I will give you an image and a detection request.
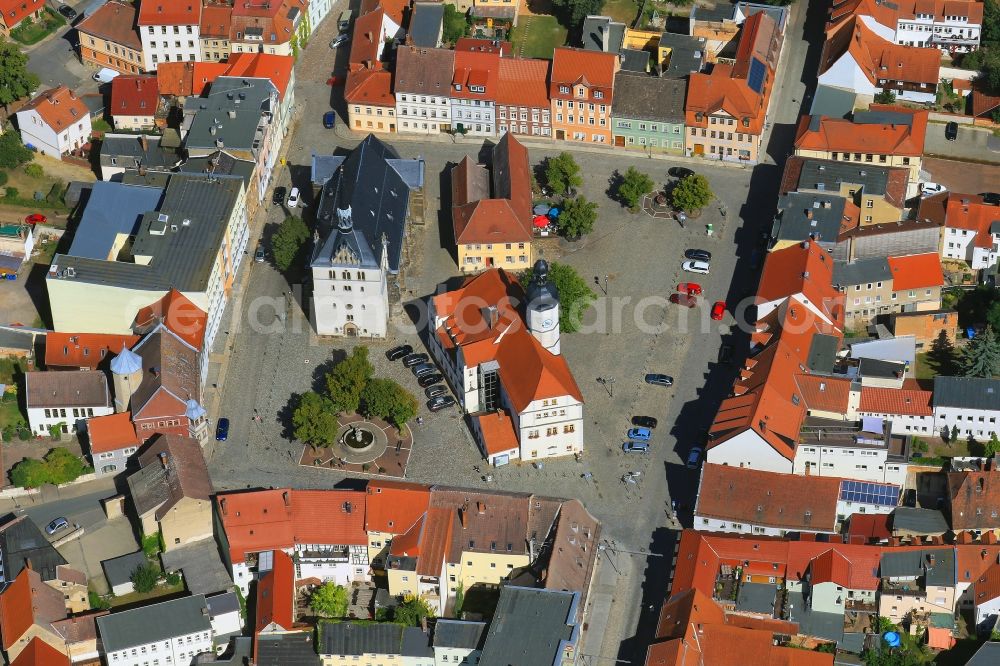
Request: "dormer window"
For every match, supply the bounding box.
[559,85,569,94]
[470,85,485,93]
[454,84,461,91]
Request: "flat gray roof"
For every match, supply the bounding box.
[933,376,1000,411]
[479,586,578,666]
[735,582,777,614]
[832,257,891,287]
[100,550,148,587]
[880,547,956,587]
[776,192,846,245]
[659,32,706,78]
[97,594,212,652]
[257,631,320,666]
[892,507,948,534]
[67,181,164,260]
[581,16,624,53]
[408,3,443,48]
[185,78,276,154]
[319,622,406,656]
[809,84,857,120]
[433,620,487,649]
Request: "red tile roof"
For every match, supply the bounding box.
[348,7,385,70]
[224,53,295,100]
[455,37,512,55]
[896,0,983,22]
[820,16,940,87]
[0,568,67,651]
[974,562,1000,605]
[756,240,844,320]
[926,627,955,650]
[696,464,841,533]
[809,548,880,590]
[956,545,1000,586]
[110,75,159,118]
[229,0,306,46]
[550,47,617,91]
[794,106,928,156]
[685,64,768,134]
[133,289,207,351]
[138,0,201,26]
[796,375,851,414]
[255,550,294,633]
[451,133,533,245]
[859,383,933,416]
[496,58,550,109]
[86,411,139,454]
[452,50,500,100]
[364,480,430,534]
[345,69,395,106]
[847,513,892,541]
[290,490,368,547]
[416,506,453,576]
[156,62,230,97]
[938,193,1000,250]
[431,269,584,413]
[45,332,139,369]
[10,637,70,666]
[0,0,43,31]
[75,1,142,51]
[948,471,1000,532]
[199,4,232,38]
[887,253,944,291]
[19,87,88,134]
[477,410,520,455]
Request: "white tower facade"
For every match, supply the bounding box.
[110,346,143,413]
[525,260,561,355]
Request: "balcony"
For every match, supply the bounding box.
[845,598,877,613]
[882,579,925,597]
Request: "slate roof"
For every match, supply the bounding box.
[581,15,625,53]
[319,622,411,656]
[967,642,1000,666]
[179,151,255,186]
[408,3,443,48]
[479,586,578,666]
[53,173,243,292]
[879,548,956,587]
[96,595,212,652]
[311,135,423,274]
[933,376,1000,411]
[658,32,706,78]
[100,550,148,589]
[128,325,201,420]
[611,72,686,124]
[75,1,142,50]
[393,46,454,96]
[433,619,487,649]
[781,156,907,207]
[256,631,320,666]
[808,84,858,119]
[776,192,848,245]
[0,514,68,584]
[735,582,777,614]
[66,181,165,260]
[832,256,892,286]
[185,79,276,154]
[99,134,177,173]
[892,507,948,535]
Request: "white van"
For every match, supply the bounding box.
[92,68,120,84]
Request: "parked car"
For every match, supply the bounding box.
[323,111,336,129]
[418,373,443,388]
[677,282,703,296]
[711,301,726,321]
[24,213,46,226]
[412,363,437,377]
[215,417,230,441]
[627,427,652,441]
[668,167,694,179]
[272,186,286,206]
[682,260,710,275]
[58,4,78,20]
[425,384,448,399]
[686,447,703,469]
[330,34,349,48]
[427,395,456,411]
[45,517,69,536]
[945,121,958,141]
[287,187,301,208]
[92,67,119,83]
[254,245,266,263]
[645,373,674,387]
[386,344,413,361]
[685,249,712,261]
[632,415,658,429]
[402,353,429,367]
[920,182,945,196]
[622,441,650,453]
[670,293,698,308]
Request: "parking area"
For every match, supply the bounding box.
[924,122,1000,165]
[924,157,1000,195]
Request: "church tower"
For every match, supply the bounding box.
[110,345,143,413]
[525,259,561,355]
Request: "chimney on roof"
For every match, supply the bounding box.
[159,452,168,469]
[927,553,936,567]
[283,490,290,506]
[220,498,227,515]
[477,501,485,515]
[459,505,468,529]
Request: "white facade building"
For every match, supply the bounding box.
[96,596,214,666]
[794,439,908,486]
[933,376,1000,441]
[24,370,113,436]
[137,2,202,70]
[432,620,487,666]
[395,46,454,135]
[15,86,91,158]
[451,98,496,137]
[894,2,982,52]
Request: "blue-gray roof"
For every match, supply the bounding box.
[409,2,444,48]
[479,587,579,666]
[185,78,277,154]
[879,548,955,587]
[832,257,891,287]
[735,582,776,614]
[933,376,1000,411]
[433,620,487,649]
[775,192,846,245]
[0,514,68,584]
[97,595,212,652]
[581,16,625,53]
[257,631,320,666]
[658,32,706,78]
[809,84,857,120]
[101,550,148,588]
[311,135,424,274]
[892,507,948,535]
[312,155,346,187]
[319,622,430,657]
[67,182,165,260]
[967,642,1000,666]
[611,71,686,124]
[849,337,915,367]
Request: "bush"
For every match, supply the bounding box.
[130,563,160,594]
[4,186,19,199]
[0,171,8,187]
[0,132,33,169]
[165,571,182,586]
[23,163,43,178]
[141,533,161,558]
[9,447,91,488]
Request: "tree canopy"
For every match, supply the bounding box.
[671,174,714,213]
[292,391,339,446]
[961,325,1000,378]
[442,4,469,44]
[362,377,418,428]
[130,563,160,594]
[271,215,310,272]
[326,346,374,414]
[544,152,582,196]
[10,448,91,489]
[0,40,40,109]
[310,582,349,618]
[392,594,435,627]
[523,262,595,334]
[549,0,602,28]
[616,167,655,210]
[0,131,33,169]
[558,195,597,238]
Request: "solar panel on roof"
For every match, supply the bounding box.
[839,480,899,507]
[747,58,766,94]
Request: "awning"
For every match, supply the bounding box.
[533,215,549,228]
[532,204,549,215]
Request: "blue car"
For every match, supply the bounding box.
[626,427,651,441]
[215,417,230,442]
[622,441,650,453]
[323,111,336,129]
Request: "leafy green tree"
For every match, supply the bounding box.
[442,4,469,44]
[292,391,339,446]
[963,46,1000,94]
[271,215,310,272]
[874,89,897,104]
[10,448,90,488]
[326,346,374,414]
[986,432,1000,458]
[0,40,40,110]
[130,563,160,594]
[985,0,1000,43]
[393,594,434,627]
[361,377,418,428]
[961,325,1000,378]
[550,0,602,28]
[309,582,349,618]
[558,195,597,239]
[523,262,595,334]
[671,174,714,213]
[616,167,655,211]
[544,152,582,196]
[0,131,33,169]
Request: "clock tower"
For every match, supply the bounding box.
[525,259,561,355]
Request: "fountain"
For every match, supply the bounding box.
[342,424,376,451]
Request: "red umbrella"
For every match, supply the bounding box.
[533,215,549,228]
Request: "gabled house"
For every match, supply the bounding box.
[829,0,984,53]
[254,549,296,656]
[344,2,404,134]
[496,57,552,138]
[947,465,1000,537]
[804,547,881,615]
[432,620,487,666]
[395,46,455,135]
[199,4,232,62]
[0,567,68,663]
[549,47,619,144]
[0,0,43,37]
[15,87,91,158]
[24,370,112,437]
[110,75,161,131]
[927,193,1000,273]
[478,587,580,665]
[228,0,308,58]
[9,637,69,666]
[364,479,431,568]
[878,548,956,629]
[75,0,144,75]
[833,252,944,326]
[96,595,215,666]
[126,434,213,551]
[451,49,500,137]
[974,562,1000,632]
[98,133,178,181]
[87,411,140,477]
[44,332,140,370]
[318,622,433,665]
[137,0,202,70]
[451,132,533,273]
[612,71,687,154]
[933,376,1000,442]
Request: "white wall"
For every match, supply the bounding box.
[450,98,496,137]
[794,443,906,485]
[435,647,481,666]
[693,515,835,536]
[935,405,1000,441]
[106,629,213,666]
[28,404,113,437]
[139,23,202,70]
[397,93,451,134]
[706,431,795,473]
[517,396,584,461]
[858,410,934,436]
[16,108,92,158]
[311,264,389,337]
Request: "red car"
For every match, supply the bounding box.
[676,282,703,296]
[24,214,46,226]
[711,301,726,321]
[670,293,698,308]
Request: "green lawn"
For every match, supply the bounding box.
[110,580,185,608]
[0,396,27,434]
[10,9,65,46]
[603,0,640,24]
[511,15,568,59]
